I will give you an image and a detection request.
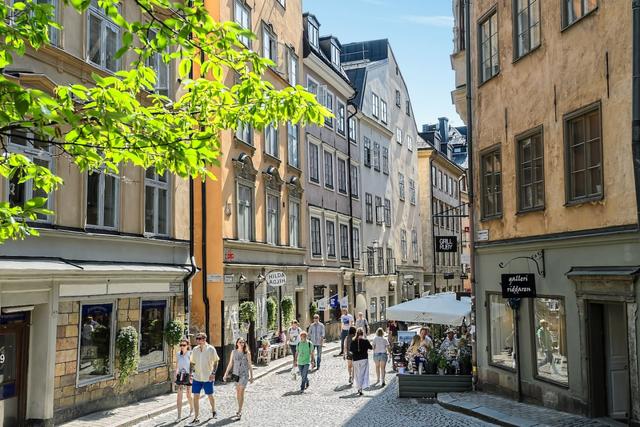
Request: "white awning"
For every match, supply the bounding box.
[386,292,471,326]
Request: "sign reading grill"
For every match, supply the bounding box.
[266,271,287,287]
[501,274,536,298]
[436,236,458,253]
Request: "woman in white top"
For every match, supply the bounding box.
[372,328,390,386]
[287,320,302,368]
[175,338,193,421]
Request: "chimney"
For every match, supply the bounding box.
[438,117,449,143]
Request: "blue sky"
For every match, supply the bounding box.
[303,0,463,127]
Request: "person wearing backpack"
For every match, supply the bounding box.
[296,330,315,393]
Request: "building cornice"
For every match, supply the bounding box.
[224,239,307,256]
[304,53,354,98]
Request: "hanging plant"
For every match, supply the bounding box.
[164,320,185,346]
[116,326,139,385]
[239,301,257,324]
[266,297,278,330]
[281,296,294,325]
[309,302,318,318]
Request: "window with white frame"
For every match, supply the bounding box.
[373,141,380,171]
[288,48,298,86]
[411,229,419,262]
[384,198,391,227]
[145,29,169,96]
[339,223,349,260]
[409,179,416,205]
[308,18,319,48]
[396,127,402,144]
[266,193,279,245]
[265,124,278,158]
[337,102,346,135]
[406,100,411,116]
[276,0,285,7]
[479,10,499,83]
[307,76,319,97]
[380,296,386,321]
[326,219,336,258]
[287,123,298,168]
[489,294,516,369]
[262,23,277,62]
[309,142,319,183]
[324,90,334,128]
[6,129,53,222]
[370,298,377,322]
[33,0,61,46]
[87,170,119,228]
[398,173,405,201]
[234,0,251,46]
[372,92,379,118]
[145,168,169,235]
[289,199,300,247]
[337,157,347,194]
[350,226,360,261]
[310,216,322,256]
[381,99,387,124]
[79,302,114,384]
[348,117,357,142]
[395,90,401,107]
[350,163,359,198]
[324,150,334,189]
[375,196,383,225]
[407,135,413,151]
[382,147,389,174]
[87,0,120,72]
[236,121,253,145]
[331,43,341,67]
[365,193,373,223]
[363,137,371,167]
[237,182,253,240]
[401,229,407,260]
[139,300,167,367]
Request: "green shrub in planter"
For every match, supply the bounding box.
[116,326,139,385]
[164,320,185,346]
[239,301,257,324]
[281,296,294,325]
[309,302,318,318]
[266,297,278,330]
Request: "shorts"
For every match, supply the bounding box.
[192,380,214,395]
[236,375,249,387]
[289,344,297,355]
[374,353,388,363]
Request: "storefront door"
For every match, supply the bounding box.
[604,303,629,420]
[0,313,29,426]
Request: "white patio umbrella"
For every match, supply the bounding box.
[386,292,471,326]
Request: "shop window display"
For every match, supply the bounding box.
[488,294,516,370]
[533,297,568,385]
[79,303,114,383]
[140,300,167,367]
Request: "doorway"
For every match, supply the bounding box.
[587,302,630,421]
[295,290,304,325]
[0,312,30,427]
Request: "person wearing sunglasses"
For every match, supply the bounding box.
[223,337,254,420]
[190,332,219,423]
[174,338,193,422]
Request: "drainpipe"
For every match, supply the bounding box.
[430,155,437,294]
[346,97,359,310]
[633,0,640,225]
[464,0,479,389]
[183,178,198,331]
[199,47,211,340]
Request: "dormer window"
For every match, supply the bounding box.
[331,43,341,67]
[308,20,319,48]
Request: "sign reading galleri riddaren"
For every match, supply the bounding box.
[501,273,536,298]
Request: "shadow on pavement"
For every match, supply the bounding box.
[206,416,238,426]
[333,384,353,392]
[282,390,303,397]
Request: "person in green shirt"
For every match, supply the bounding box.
[296,331,315,392]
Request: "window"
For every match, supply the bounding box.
[407,135,413,152]
[236,121,253,145]
[337,158,347,194]
[348,117,357,142]
[386,247,394,273]
[381,100,388,124]
[308,19,319,48]
[265,124,278,158]
[517,129,544,211]
[340,224,349,260]
[331,44,341,67]
[373,142,381,171]
[262,24,277,62]
[382,147,389,174]
[266,193,279,245]
[79,302,114,384]
[406,100,411,116]
[324,151,334,189]
[144,168,169,235]
[311,216,322,256]
[326,220,336,258]
[380,297,386,321]
[533,297,568,385]
[87,170,119,228]
[431,166,436,187]
[563,0,597,27]
[399,173,405,201]
[324,91,334,128]
[366,248,375,275]
[234,0,251,46]
[289,199,300,247]
[146,29,169,96]
[313,285,325,314]
[396,127,402,144]
[237,183,253,240]
[6,130,53,222]
[375,196,383,225]
[481,148,502,218]
[276,0,285,7]
[309,142,319,183]
[372,92,379,118]
[350,164,359,198]
[479,10,499,83]
[363,137,371,167]
[34,0,60,46]
[288,48,298,86]
[409,179,416,205]
[377,247,385,274]
[411,230,419,262]
[384,198,391,227]
[139,300,167,368]
[395,90,401,107]
[565,104,602,203]
[438,170,443,190]
[352,226,360,261]
[401,230,407,260]
[87,0,120,72]
[514,0,540,58]
[488,294,516,370]
[337,102,346,135]
[365,193,373,223]
[370,298,377,322]
[307,76,319,97]
[287,123,299,168]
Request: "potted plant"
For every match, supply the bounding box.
[164,319,185,347]
[281,296,294,325]
[116,326,139,385]
[266,297,278,330]
[309,302,318,318]
[437,355,448,375]
[426,348,439,374]
[239,301,256,332]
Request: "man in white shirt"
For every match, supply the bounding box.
[190,332,219,423]
[307,314,325,369]
[338,308,354,356]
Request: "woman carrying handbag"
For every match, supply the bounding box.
[223,337,254,420]
[174,338,193,422]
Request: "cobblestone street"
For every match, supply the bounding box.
[135,353,495,427]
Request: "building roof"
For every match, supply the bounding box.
[345,67,367,108]
[341,39,390,63]
[302,13,351,86]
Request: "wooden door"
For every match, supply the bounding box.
[0,315,29,427]
[604,303,629,420]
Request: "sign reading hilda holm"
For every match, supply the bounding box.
[501,273,536,298]
[436,236,458,252]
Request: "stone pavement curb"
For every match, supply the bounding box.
[437,395,527,427]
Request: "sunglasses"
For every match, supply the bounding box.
[238,341,245,344]
[180,344,187,347]
[196,337,205,341]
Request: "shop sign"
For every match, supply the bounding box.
[444,272,455,280]
[436,236,458,252]
[460,254,471,264]
[340,296,348,308]
[206,274,223,283]
[266,271,286,287]
[329,294,339,309]
[477,229,489,241]
[501,274,536,298]
[460,274,469,280]
[224,274,235,284]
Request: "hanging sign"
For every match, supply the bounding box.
[444,272,455,280]
[436,236,458,252]
[501,274,536,298]
[340,296,349,308]
[329,294,339,309]
[316,296,328,311]
[266,271,287,287]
